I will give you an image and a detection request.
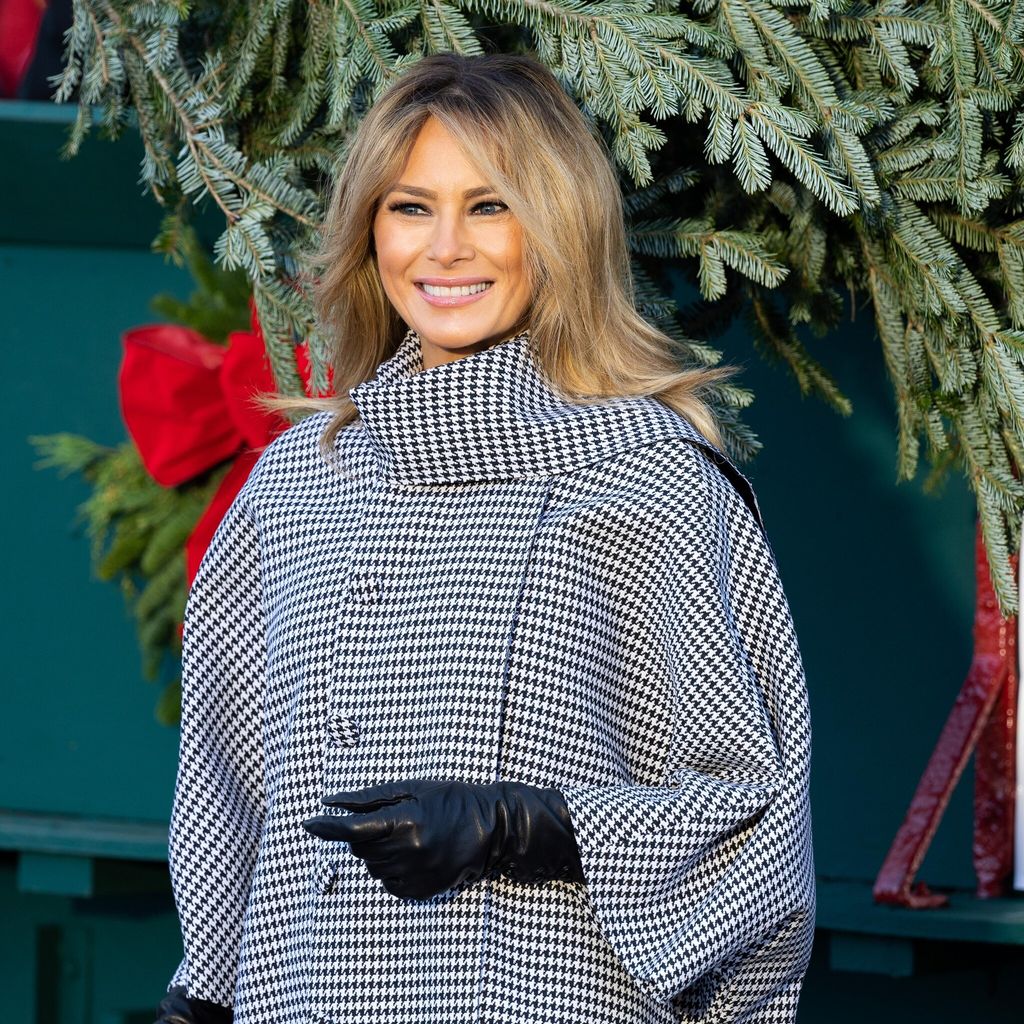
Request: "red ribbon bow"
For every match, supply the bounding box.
[118,299,333,588]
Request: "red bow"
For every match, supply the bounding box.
[118,299,333,588]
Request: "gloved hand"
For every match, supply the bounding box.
[302,778,586,900]
[154,985,232,1024]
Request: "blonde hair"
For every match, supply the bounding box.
[260,51,740,454]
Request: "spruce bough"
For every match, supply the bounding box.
[55,0,1024,615]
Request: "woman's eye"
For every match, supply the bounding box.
[388,202,425,215]
[472,201,508,215]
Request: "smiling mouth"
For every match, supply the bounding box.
[416,281,494,297]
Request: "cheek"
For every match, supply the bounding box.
[372,220,397,279]
[498,223,527,287]
[372,215,420,278]
[371,224,407,312]
[510,234,532,299]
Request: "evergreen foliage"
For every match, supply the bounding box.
[55,0,1024,615]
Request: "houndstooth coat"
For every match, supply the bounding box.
[166,327,816,1024]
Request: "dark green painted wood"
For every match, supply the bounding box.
[18,852,95,897]
[0,810,169,862]
[0,858,182,1024]
[1,241,188,822]
[829,932,916,977]
[0,100,222,249]
[816,879,1024,945]
[798,935,1023,1021]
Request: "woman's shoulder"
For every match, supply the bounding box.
[542,422,768,561]
[640,431,765,533]
[238,408,365,506]
[561,400,757,503]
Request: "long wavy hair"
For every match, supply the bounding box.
[261,51,740,455]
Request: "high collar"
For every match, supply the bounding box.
[346,327,725,490]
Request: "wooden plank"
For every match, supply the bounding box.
[0,810,168,862]
[818,879,1024,945]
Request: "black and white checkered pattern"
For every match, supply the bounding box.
[166,328,815,1023]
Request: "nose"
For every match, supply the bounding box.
[427,209,474,265]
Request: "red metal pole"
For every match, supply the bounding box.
[973,528,1018,897]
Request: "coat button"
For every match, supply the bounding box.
[345,571,381,604]
[326,712,359,748]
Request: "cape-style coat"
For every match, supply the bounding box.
[166,327,816,1024]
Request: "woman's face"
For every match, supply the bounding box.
[372,115,533,370]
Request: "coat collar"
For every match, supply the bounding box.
[347,327,747,499]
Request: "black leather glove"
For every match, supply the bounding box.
[302,778,586,900]
[155,985,233,1024]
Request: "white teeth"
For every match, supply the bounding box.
[420,282,492,297]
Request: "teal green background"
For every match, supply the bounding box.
[1,97,1019,1022]
[3,241,183,822]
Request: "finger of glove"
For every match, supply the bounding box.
[302,813,395,843]
[322,782,416,810]
[382,876,440,900]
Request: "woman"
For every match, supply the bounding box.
[158,51,815,1024]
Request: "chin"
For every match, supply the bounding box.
[416,324,510,351]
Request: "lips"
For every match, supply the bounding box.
[414,281,494,307]
[419,281,492,296]
[414,277,494,287]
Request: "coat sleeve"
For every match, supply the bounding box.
[558,448,815,1011]
[165,489,269,1008]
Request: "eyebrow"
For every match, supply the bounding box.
[387,184,498,199]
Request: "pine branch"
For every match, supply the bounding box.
[57,0,1024,615]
